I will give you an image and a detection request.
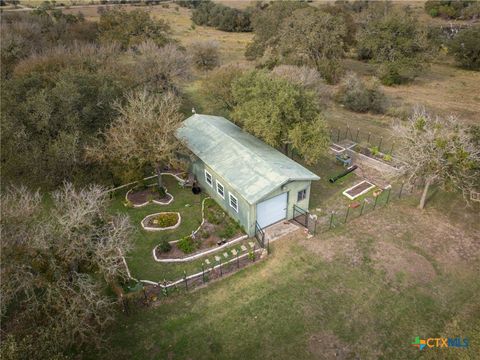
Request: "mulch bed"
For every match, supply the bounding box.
[345,181,374,198]
[155,221,243,260]
[127,187,171,205]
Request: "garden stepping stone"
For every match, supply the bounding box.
[240,245,247,252]
[214,256,221,262]
[248,241,255,248]
[223,252,229,258]
[231,249,238,256]
[204,259,210,265]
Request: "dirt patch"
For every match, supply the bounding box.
[127,187,171,205]
[302,234,364,267]
[308,332,353,360]
[307,203,479,273]
[373,241,436,285]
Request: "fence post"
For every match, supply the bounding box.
[329,211,334,230]
[344,205,350,223]
[337,128,340,142]
[355,128,360,142]
[344,125,349,139]
[360,199,366,216]
[386,187,392,204]
[202,263,205,283]
[237,252,240,268]
[219,259,223,276]
[183,270,188,291]
[314,219,317,236]
[367,132,371,144]
[399,181,404,199]
[378,137,383,152]
[373,194,379,210]
[267,236,270,254]
[389,142,394,155]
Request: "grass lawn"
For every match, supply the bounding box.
[97,197,480,360]
[109,175,252,282]
[109,175,208,282]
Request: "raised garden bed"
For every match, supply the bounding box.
[352,144,402,169]
[126,184,173,207]
[141,212,181,231]
[154,198,245,260]
[343,180,376,200]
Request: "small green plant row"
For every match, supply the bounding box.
[368,146,393,162]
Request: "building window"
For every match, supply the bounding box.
[216,181,225,199]
[229,193,238,212]
[205,170,213,187]
[297,189,307,201]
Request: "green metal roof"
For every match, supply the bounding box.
[177,114,320,204]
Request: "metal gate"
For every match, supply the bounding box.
[254,221,265,248]
[293,205,309,229]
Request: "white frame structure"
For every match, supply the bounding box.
[205,170,213,187]
[342,180,375,200]
[229,193,239,212]
[216,180,225,199]
[297,188,307,201]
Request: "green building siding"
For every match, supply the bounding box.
[191,155,312,236]
[191,157,252,235]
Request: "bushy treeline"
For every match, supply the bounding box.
[0,7,190,191]
[191,0,252,32]
[425,0,480,19]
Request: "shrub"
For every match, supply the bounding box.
[191,1,252,32]
[155,186,166,198]
[370,146,380,156]
[270,65,325,95]
[425,0,479,19]
[205,199,225,225]
[449,26,480,70]
[154,213,178,228]
[337,72,386,113]
[158,240,172,253]
[190,40,220,71]
[219,222,236,239]
[177,235,197,254]
[383,154,393,162]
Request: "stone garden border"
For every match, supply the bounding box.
[120,172,188,208]
[141,212,182,231]
[153,234,249,263]
[168,197,210,244]
[125,186,173,207]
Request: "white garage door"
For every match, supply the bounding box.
[256,192,287,229]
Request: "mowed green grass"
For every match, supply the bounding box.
[108,175,208,281]
[97,196,480,360]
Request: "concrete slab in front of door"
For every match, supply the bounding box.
[264,221,300,243]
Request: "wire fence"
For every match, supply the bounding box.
[308,182,412,235]
[120,245,265,311]
[330,125,396,155]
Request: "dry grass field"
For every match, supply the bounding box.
[8,2,477,358]
[62,2,252,63]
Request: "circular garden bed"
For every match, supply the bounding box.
[141,212,181,231]
[126,185,173,207]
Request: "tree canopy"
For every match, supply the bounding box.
[90,90,184,189]
[357,7,431,85]
[98,7,172,49]
[231,70,329,164]
[393,108,480,208]
[0,184,133,359]
[449,25,480,70]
